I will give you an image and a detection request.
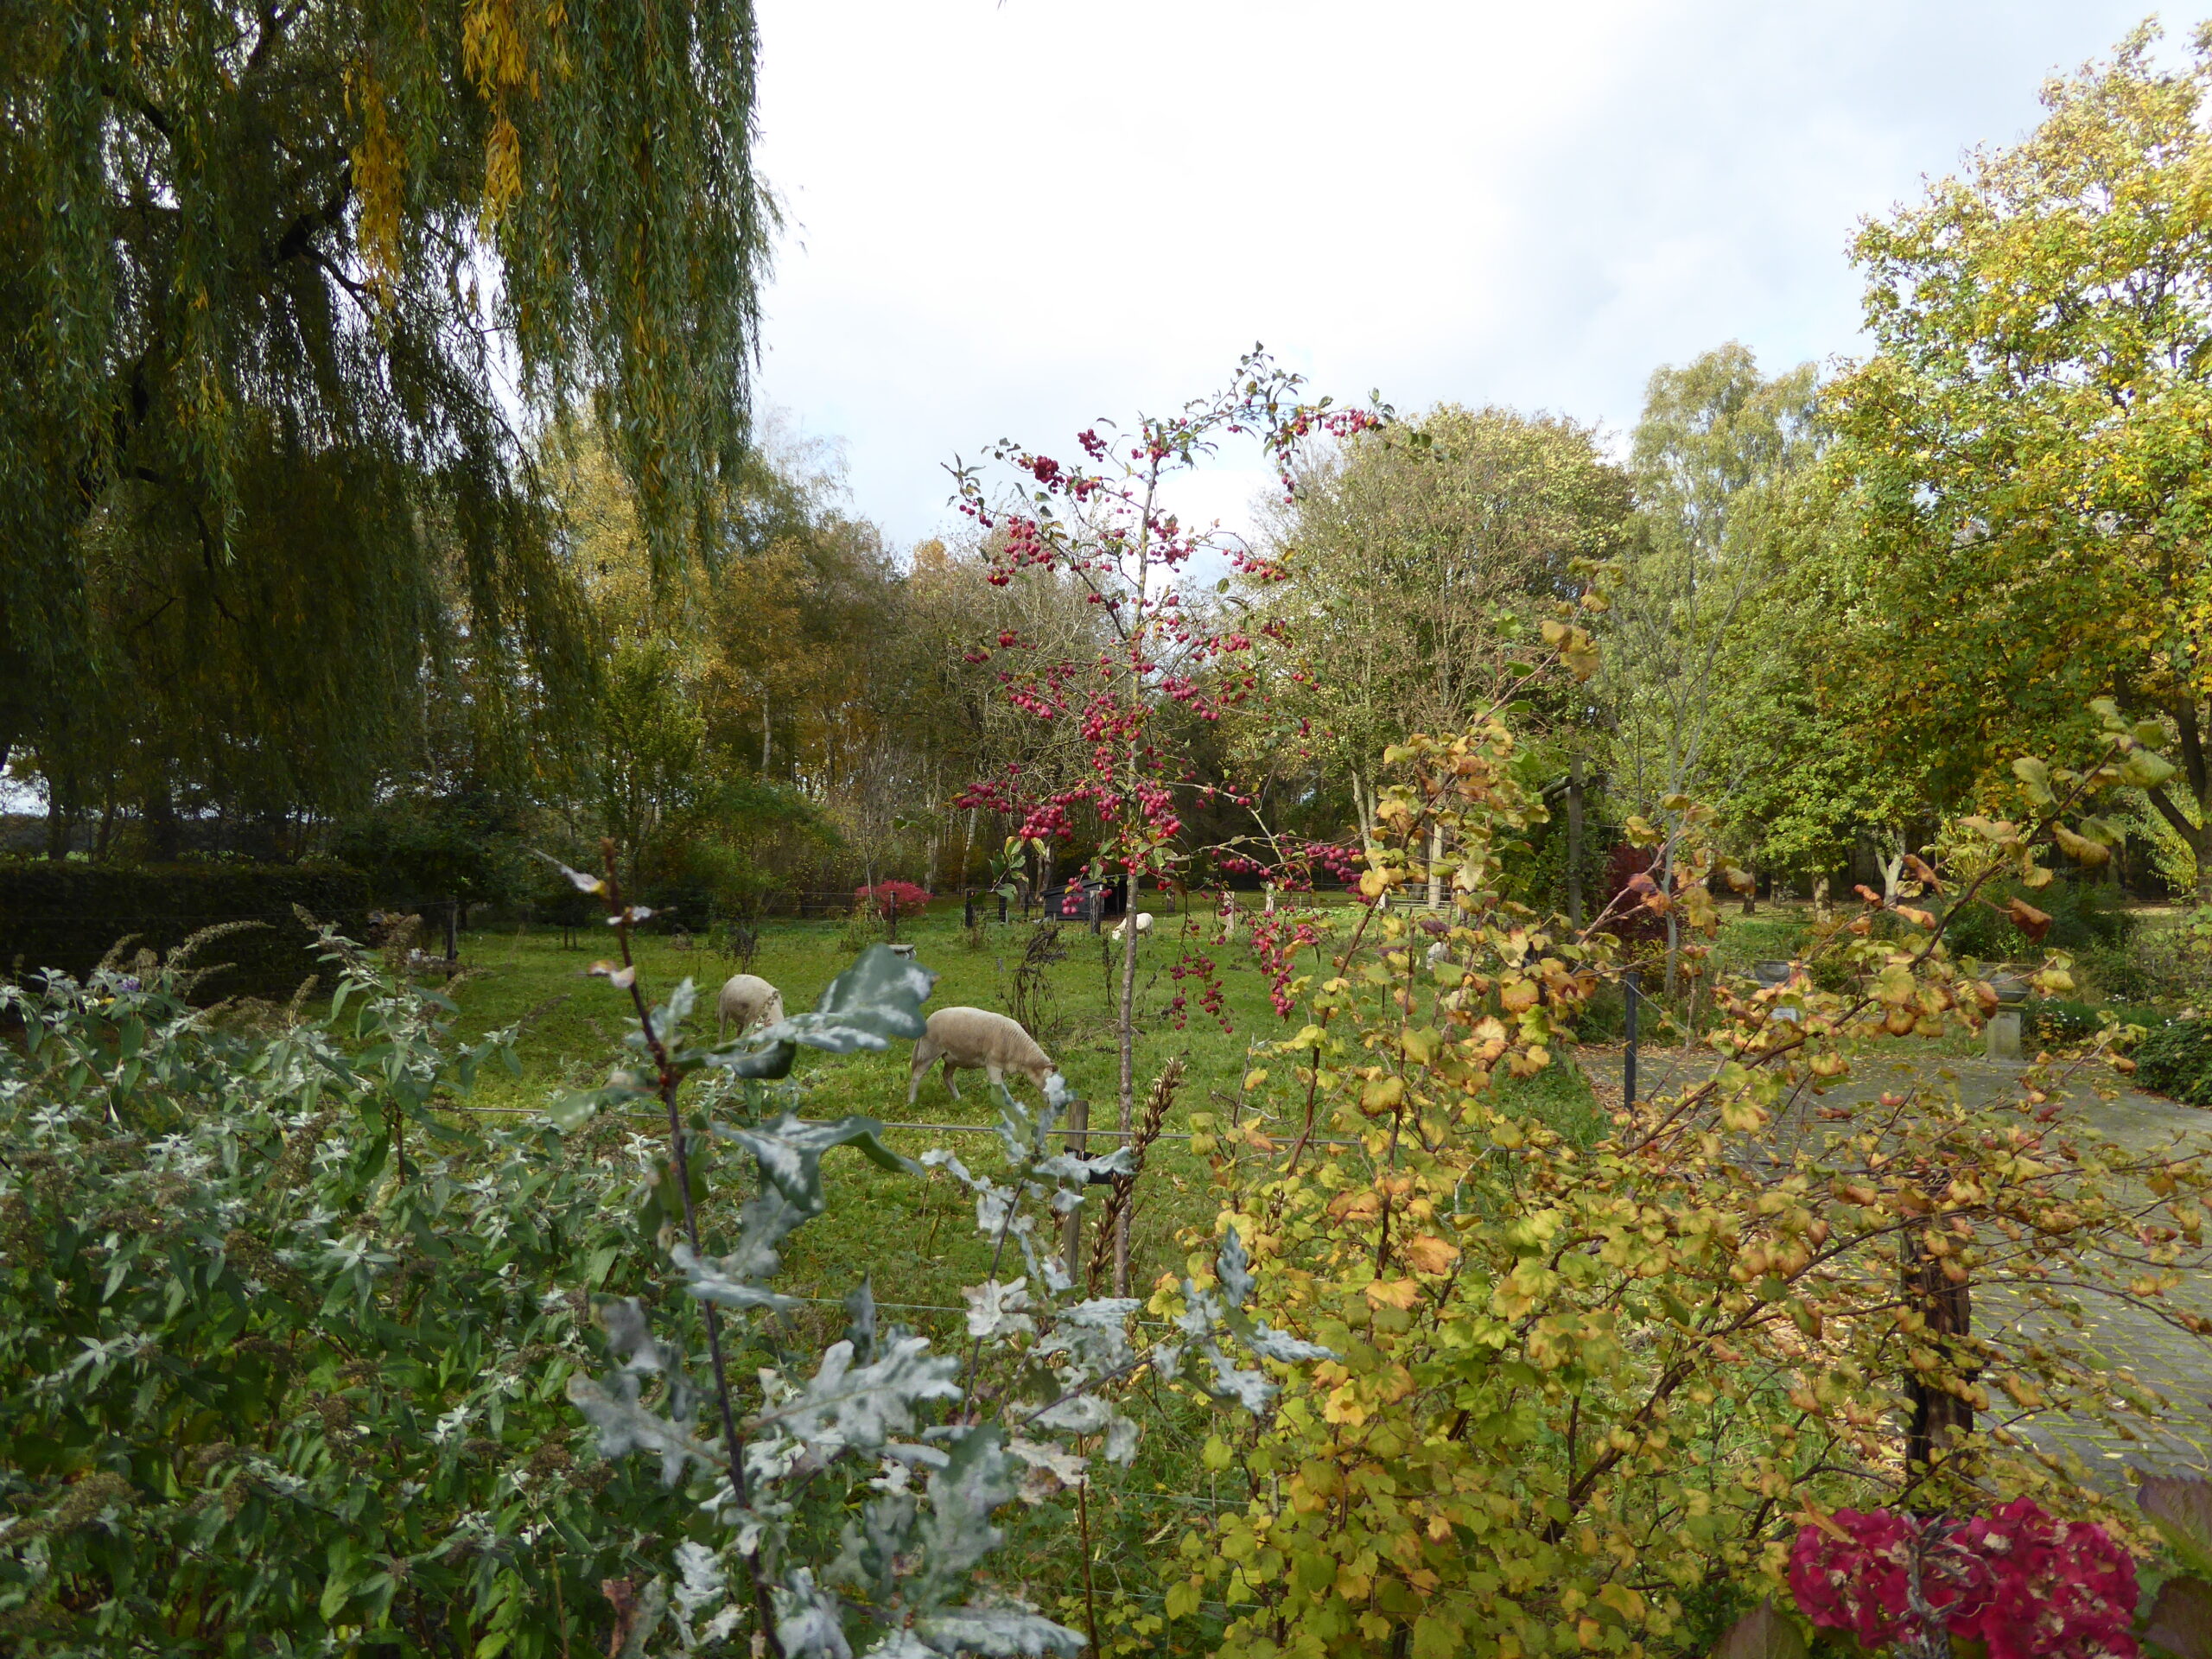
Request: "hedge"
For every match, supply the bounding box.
[0,860,372,1002]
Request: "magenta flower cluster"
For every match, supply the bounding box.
[1789,1500,2137,1659]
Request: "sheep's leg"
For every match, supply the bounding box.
[908,1040,938,1105]
[985,1062,1007,1093]
[944,1059,962,1102]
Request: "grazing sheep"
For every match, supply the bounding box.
[716,973,785,1039]
[907,1007,1056,1103]
[1106,911,1154,943]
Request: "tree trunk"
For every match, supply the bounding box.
[1114,865,1139,1295]
[1879,833,1906,907]
[1426,822,1443,910]
[1566,754,1585,931]
[1903,1233,1974,1478]
[1741,851,1758,915]
[1662,843,1679,998]
[760,695,772,776]
[1351,772,1377,855]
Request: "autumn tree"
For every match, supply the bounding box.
[1604,345,1818,979]
[1824,22,2212,896]
[1250,404,1631,849]
[2,0,768,842]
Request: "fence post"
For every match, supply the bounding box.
[445,897,459,963]
[887,893,899,942]
[1623,969,1639,1108]
[998,892,1008,925]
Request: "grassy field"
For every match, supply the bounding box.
[439,899,1314,1322]
[431,894,1607,1324]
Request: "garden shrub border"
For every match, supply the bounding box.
[0,859,371,1001]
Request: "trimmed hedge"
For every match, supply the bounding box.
[2136,1018,2212,1108]
[0,860,371,1002]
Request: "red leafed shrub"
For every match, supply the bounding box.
[1788,1501,2137,1659]
[855,880,932,918]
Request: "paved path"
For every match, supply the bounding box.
[1579,1043,2212,1491]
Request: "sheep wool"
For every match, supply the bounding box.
[716,973,785,1039]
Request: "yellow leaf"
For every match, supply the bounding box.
[1401,1236,1459,1275]
[1361,1076,1405,1113]
[1365,1278,1421,1310]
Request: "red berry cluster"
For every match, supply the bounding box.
[1247,911,1322,1018]
[1166,948,1230,1033]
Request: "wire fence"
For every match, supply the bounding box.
[442,1101,1357,1149]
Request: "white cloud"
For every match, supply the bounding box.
[752,0,2171,543]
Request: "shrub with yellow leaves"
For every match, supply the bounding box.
[1151,711,2212,1659]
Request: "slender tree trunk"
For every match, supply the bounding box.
[1662,843,1679,998]
[1903,1231,1974,1477]
[1352,772,1376,855]
[1114,863,1139,1295]
[1879,831,1906,907]
[1566,753,1585,931]
[1426,822,1443,910]
[760,694,772,776]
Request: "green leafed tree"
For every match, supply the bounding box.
[1603,345,1818,972]
[1823,22,2212,896]
[1,0,771,838]
[1251,404,1632,846]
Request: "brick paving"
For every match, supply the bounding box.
[1579,1042,2212,1491]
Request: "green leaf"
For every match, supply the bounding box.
[566,1372,717,1489]
[759,1332,962,1455]
[702,947,933,1075]
[772,1570,849,1659]
[2124,750,2180,790]
[2012,756,2055,802]
[912,1607,1086,1657]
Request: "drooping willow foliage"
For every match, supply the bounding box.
[0,0,772,830]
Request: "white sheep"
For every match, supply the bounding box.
[907,1007,1057,1103]
[716,972,785,1039]
[1106,911,1154,943]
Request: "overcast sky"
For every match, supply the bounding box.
[749,0,2177,544]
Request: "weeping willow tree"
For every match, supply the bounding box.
[0,0,771,846]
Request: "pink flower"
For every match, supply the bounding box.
[1789,1503,2136,1659]
[1955,1498,2137,1659]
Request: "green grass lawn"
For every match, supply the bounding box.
[438,900,1300,1322]
[434,893,1611,1320]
